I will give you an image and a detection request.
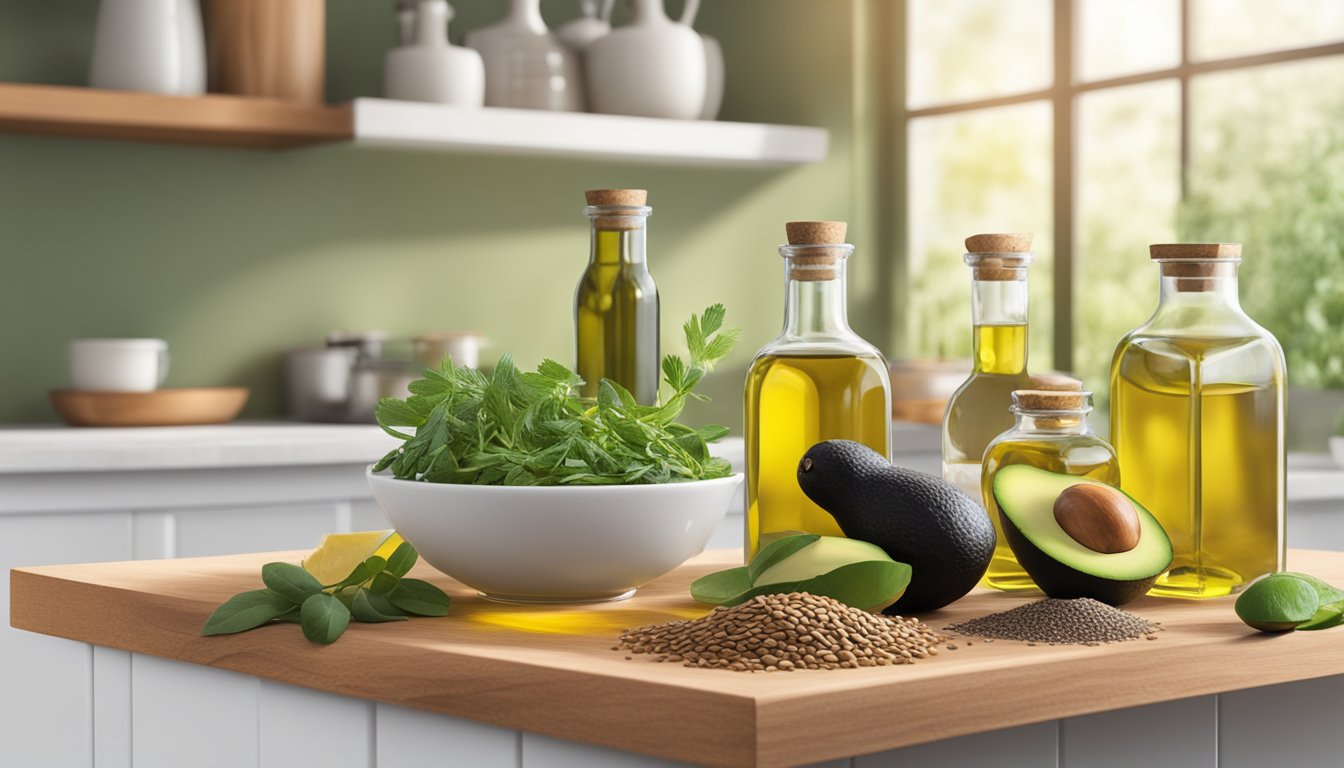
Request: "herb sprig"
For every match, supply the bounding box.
[373,304,740,486]
[202,541,451,644]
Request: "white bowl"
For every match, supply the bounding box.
[367,469,743,604]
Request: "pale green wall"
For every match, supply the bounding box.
[0,0,881,430]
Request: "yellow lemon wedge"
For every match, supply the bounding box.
[301,529,404,586]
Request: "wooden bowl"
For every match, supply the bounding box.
[50,388,250,427]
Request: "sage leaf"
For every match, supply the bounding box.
[388,578,452,616]
[351,589,409,623]
[363,556,388,575]
[327,561,373,590]
[202,589,293,636]
[690,567,752,605]
[385,542,417,578]
[370,571,400,595]
[300,593,351,644]
[261,562,323,604]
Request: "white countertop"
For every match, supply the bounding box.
[0,423,398,474]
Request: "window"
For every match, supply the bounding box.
[904,0,1344,399]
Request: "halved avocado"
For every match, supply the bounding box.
[993,466,1172,606]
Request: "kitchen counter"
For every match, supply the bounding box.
[14,548,1344,767]
[0,422,397,473]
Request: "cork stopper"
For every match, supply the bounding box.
[786,221,847,245]
[966,233,1033,254]
[1014,389,1090,411]
[1151,243,1240,291]
[1028,373,1083,391]
[784,221,849,282]
[585,189,650,231]
[965,233,1033,281]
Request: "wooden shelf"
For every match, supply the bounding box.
[0,82,351,149]
[0,84,829,164]
[13,547,1344,767]
[352,98,829,165]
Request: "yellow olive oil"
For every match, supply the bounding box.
[575,193,659,403]
[745,354,891,557]
[942,323,1032,500]
[1111,335,1284,597]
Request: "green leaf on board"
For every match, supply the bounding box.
[201,589,295,636]
[261,562,323,604]
[388,579,452,617]
[385,542,417,578]
[326,561,374,590]
[1298,599,1344,631]
[351,589,409,623]
[300,593,351,645]
[689,567,752,605]
[369,571,400,595]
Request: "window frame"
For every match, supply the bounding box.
[901,0,1344,371]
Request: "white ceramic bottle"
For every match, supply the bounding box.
[585,0,707,120]
[465,0,585,111]
[555,0,614,51]
[384,0,485,106]
[89,0,205,95]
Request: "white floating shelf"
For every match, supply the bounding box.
[352,98,828,166]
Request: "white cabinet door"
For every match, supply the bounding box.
[0,512,133,768]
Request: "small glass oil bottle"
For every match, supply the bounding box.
[1111,243,1285,598]
[981,381,1121,591]
[744,221,892,559]
[574,189,660,404]
[942,233,1035,503]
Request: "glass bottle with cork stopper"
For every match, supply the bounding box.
[1110,243,1285,598]
[942,233,1035,504]
[574,189,660,404]
[981,378,1121,591]
[744,220,892,559]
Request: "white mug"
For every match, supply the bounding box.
[69,338,170,392]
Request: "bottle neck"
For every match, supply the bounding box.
[1157,263,1241,306]
[587,206,651,268]
[1014,410,1090,435]
[779,244,854,339]
[414,1,449,46]
[970,278,1028,374]
[505,0,546,31]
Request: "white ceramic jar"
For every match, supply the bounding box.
[89,0,205,95]
[384,0,485,106]
[585,0,706,120]
[465,0,585,111]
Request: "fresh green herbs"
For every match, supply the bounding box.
[202,541,451,645]
[374,304,740,486]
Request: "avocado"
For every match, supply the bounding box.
[690,534,912,612]
[992,465,1172,606]
[796,440,995,613]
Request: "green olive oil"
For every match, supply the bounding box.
[575,190,659,404]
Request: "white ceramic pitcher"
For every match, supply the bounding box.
[384,0,485,106]
[465,0,585,111]
[89,0,205,95]
[585,0,707,120]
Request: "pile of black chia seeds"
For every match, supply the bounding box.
[946,598,1160,645]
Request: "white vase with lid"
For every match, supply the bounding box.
[465,0,585,111]
[384,0,485,106]
[585,0,706,120]
[89,0,205,95]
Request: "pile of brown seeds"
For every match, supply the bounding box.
[617,592,944,671]
[946,598,1159,645]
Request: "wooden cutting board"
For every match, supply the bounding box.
[13,548,1344,768]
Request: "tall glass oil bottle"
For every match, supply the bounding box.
[942,233,1035,504]
[981,383,1121,590]
[745,221,892,559]
[575,189,660,404]
[1111,243,1285,598]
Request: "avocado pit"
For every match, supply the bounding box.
[1053,484,1141,554]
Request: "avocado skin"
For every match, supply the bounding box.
[999,512,1158,606]
[797,440,994,613]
